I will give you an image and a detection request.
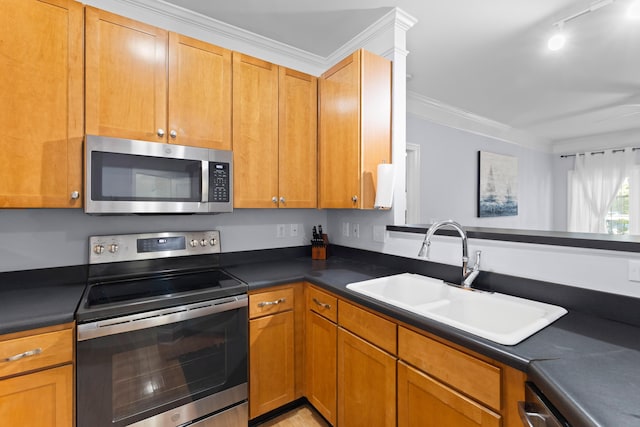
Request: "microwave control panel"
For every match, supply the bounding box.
[209,162,230,203]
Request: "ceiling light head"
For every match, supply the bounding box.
[548,23,567,51]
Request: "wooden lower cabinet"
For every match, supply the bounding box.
[306,311,337,425]
[0,364,73,427]
[249,310,295,419]
[398,361,500,427]
[337,328,396,427]
[0,323,74,427]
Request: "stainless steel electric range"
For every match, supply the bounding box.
[76,231,248,427]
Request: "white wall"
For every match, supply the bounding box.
[407,114,555,230]
[0,209,326,272]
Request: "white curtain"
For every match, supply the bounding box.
[568,149,634,233]
[629,166,640,235]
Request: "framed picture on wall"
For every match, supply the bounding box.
[478,151,518,217]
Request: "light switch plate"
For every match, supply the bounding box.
[373,225,386,243]
[342,222,350,237]
[628,260,640,282]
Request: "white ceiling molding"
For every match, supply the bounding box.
[326,8,417,65]
[407,91,553,153]
[82,0,415,77]
[83,0,328,75]
[551,128,640,155]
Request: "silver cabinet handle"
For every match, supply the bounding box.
[257,298,286,308]
[157,128,165,137]
[352,195,358,202]
[70,191,80,200]
[279,197,286,204]
[517,402,548,427]
[170,129,177,139]
[272,196,278,204]
[3,348,42,362]
[313,298,331,310]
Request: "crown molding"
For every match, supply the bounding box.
[407,91,553,152]
[84,0,416,76]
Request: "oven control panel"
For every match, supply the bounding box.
[89,230,221,264]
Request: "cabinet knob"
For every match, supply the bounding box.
[157,128,165,137]
[70,191,80,200]
[170,129,177,139]
[279,197,286,204]
[352,195,358,203]
[272,196,278,204]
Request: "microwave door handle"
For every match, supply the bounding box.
[201,161,209,203]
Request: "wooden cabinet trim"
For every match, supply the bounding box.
[398,326,501,411]
[398,361,501,427]
[0,328,73,379]
[338,299,397,355]
[305,311,337,424]
[167,32,232,150]
[249,287,295,319]
[0,364,73,426]
[306,285,337,323]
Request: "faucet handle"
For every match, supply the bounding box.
[473,250,481,271]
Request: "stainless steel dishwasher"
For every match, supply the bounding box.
[519,382,571,427]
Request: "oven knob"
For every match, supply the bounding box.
[200,239,207,247]
[190,239,198,248]
[108,243,119,254]
[209,238,217,246]
[93,244,104,255]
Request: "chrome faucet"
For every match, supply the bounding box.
[418,219,481,288]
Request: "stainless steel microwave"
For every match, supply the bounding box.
[85,135,233,214]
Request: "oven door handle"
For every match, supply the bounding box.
[77,295,247,341]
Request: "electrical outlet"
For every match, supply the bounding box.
[353,223,360,238]
[290,223,299,237]
[276,224,286,238]
[628,260,640,282]
[342,222,350,237]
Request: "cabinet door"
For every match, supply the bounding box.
[0,364,72,426]
[249,310,295,418]
[232,53,279,208]
[318,51,361,208]
[278,67,317,208]
[0,0,83,208]
[398,361,501,427]
[168,33,232,150]
[85,7,167,142]
[337,328,396,427]
[306,311,337,425]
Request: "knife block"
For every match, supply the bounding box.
[311,234,328,260]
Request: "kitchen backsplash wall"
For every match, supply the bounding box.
[0,209,326,272]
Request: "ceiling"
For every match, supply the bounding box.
[163,0,640,150]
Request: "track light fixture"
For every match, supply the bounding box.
[547,0,616,51]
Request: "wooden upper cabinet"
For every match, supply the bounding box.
[168,33,232,150]
[319,49,391,209]
[232,53,279,208]
[278,67,318,208]
[0,0,83,208]
[86,9,232,149]
[85,6,168,142]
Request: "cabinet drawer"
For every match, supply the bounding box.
[0,328,73,379]
[398,327,501,411]
[338,300,396,355]
[307,286,337,322]
[249,287,294,319]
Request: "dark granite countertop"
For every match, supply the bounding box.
[0,265,87,335]
[2,250,639,427]
[226,255,640,427]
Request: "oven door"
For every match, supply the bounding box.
[77,296,248,427]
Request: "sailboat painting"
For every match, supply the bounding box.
[478,151,518,217]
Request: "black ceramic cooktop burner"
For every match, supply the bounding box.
[86,269,239,308]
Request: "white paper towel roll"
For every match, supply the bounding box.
[374,163,395,209]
